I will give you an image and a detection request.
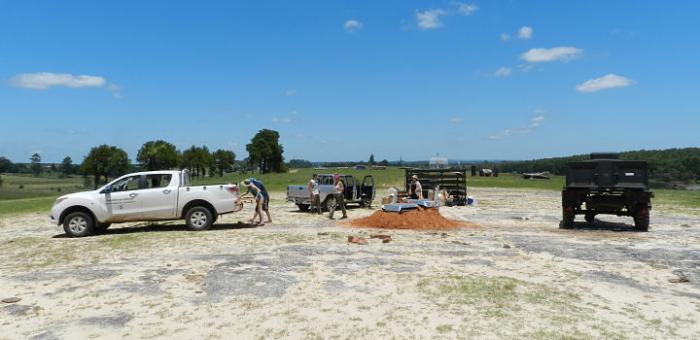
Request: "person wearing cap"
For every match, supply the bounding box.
[409,175,423,199]
[307,174,321,214]
[329,174,347,220]
[242,179,264,225]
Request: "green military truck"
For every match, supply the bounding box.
[561,153,653,231]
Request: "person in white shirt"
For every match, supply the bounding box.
[307,174,321,214]
[329,174,347,220]
[409,175,423,199]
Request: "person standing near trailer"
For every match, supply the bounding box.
[329,174,347,220]
[409,175,423,199]
[308,174,321,214]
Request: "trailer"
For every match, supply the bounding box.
[404,168,468,206]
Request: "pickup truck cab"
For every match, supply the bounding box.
[50,170,240,237]
[287,174,375,211]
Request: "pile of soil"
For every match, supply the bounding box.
[349,208,478,230]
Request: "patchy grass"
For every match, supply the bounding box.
[0,174,85,200]
[0,196,57,217]
[435,324,453,333]
[417,275,602,337]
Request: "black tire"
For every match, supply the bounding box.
[94,222,112,233]
[185,206,213,231]
[584,213,595,224]
[63,212,95,237]
[360,199,372,209]
[634,214,649,232]
[560,210,575,229]
[297,204,310,212]
[324,196,337,212]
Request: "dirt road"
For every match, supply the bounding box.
[1,188,699,339]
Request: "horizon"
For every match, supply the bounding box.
[1,1,698,163]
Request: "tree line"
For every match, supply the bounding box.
[0,129,286,188]
[496,147,700,183]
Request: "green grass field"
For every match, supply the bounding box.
[0,168,697,217]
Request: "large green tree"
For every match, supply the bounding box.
[246,129,285,174]
[60,156,74,177]
[181,145,212,177]
[368,154,375,166]
[30,153,42,176]
[0,157,14,173]
[137,140,179,171]
[81,145,130,189]
[211,149,236,177]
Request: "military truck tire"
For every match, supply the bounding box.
[297,204,310,211]
[185,206,213,231]
[560,210,575,229]
[634,214,649,232]
[584,213,595,224]
[63,212,95,238]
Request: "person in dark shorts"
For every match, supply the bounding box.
[249,178,272,223]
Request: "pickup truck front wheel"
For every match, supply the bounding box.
[63,212,95,237]
[185,206,213,231]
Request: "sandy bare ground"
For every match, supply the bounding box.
[1,188,699,339]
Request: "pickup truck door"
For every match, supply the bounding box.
[102,175,144,222]
[139,173,178,219]
[344,176,356,201]
[361,175,375,202]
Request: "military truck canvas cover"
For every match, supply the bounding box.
[566,159,649,190]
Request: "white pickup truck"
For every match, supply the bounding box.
[50,170,241,237]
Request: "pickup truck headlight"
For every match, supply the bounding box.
[53,197,69,206]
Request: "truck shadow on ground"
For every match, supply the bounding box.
[560,219,642,232]
[51,223,261,238]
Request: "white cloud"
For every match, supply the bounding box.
[575,74,634,93]
[520,47,583,62]
[416,9,448,29]
[285,89,297,96]
[272,117,292,124]
[344,19,363,31]
[518,26,533,39]
[10,72,107,89]
[452,2,478,15]
[449,117,462,124]
[488,113,546,140]
[495,67,512,77]
[500,33,511,41]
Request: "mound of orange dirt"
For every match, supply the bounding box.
[349,208,478,230]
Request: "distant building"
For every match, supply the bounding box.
[429,156,448,169]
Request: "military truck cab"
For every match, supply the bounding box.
[561,153,653,231]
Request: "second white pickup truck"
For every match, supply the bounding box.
[50,170,241,237]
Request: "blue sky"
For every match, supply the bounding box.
[1,1,699,163]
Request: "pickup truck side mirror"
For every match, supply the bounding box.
[101,185,112,194]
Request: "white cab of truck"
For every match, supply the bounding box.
[50,170,240,237]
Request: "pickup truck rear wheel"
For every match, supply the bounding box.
[185,206,213,231]
[324,196,337,212]
[63,212,95,237]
